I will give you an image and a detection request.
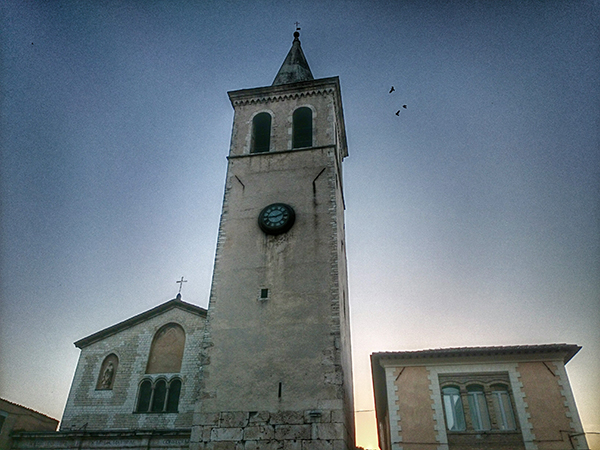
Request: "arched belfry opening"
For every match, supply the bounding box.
[292,107,312,148]
[251,112,272,153]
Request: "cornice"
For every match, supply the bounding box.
[228,76,341,107]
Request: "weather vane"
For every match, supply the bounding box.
[176,276,187,295]
[295,21,301,31]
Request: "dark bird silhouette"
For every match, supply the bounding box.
[403,105,407,109]
[395,110,400,116]
[389,86,395,93]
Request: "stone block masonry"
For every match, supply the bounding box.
[190,410,350,450]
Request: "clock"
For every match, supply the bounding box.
[258,203,295,235]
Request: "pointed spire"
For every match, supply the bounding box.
[272,31,314,86]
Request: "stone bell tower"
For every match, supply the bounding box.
[191,32,354,450]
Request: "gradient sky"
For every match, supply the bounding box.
[1,1,599,448]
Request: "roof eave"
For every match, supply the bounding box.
[74,298,207,349]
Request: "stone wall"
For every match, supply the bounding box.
[191,410,348,450]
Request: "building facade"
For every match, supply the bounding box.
[10,31,354,450]
[60,296,207,431]
[371,344,588,450]
[12,296,206,450]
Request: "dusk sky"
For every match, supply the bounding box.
[1,1,598,448]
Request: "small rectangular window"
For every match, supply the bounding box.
[260,288,269,299]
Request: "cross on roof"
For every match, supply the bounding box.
[176,277,187,295]
[295,21,301,31]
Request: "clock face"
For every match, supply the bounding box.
[258,203,295,235]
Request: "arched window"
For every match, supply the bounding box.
[151,379,167,412]
[96,354,118,390]
[135,378,181,413]
[293,107,312,149]
[442,386,466,431]
[491,384,516,430]
[251,112,271,153]
[146,323,185,374]
[467,384,490,430]
[166,379,182,413]
[136,380,152,412]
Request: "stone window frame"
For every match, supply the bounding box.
[135,376,182,414]
[438,372,519,434]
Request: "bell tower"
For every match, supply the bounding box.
[191,32,354,450]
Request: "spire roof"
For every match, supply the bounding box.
[272,31,314,86]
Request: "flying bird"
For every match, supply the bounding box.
[389,86,395,93]
[395,105,408,116]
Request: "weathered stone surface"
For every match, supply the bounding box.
[303,410,331,423]
[220,412,248,428]
[315,423,344,440]
[324,372,342,385]
[274,425,311,440]
[282,439,302,450]
[270,411,304,425]
[196,413,220,426]
[244,440,284,450]
[210,427,243,441]
[301,439,333,450]
[331,439,346,450]
[248,411,271,424]
[201,426,213,441]
[243,425,275,440]
[330,410,344,424]
[206,441,243,450]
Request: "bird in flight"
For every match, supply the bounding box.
[395,105,408,116]
[389,86,395,93]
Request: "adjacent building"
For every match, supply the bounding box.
[0,399,58,450]
[371,344,588,450]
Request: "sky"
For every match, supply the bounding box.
[1,1,598,448]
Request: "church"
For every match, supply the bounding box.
[7,32,588,450]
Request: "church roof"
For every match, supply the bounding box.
[272,31,314,86]
[74,295,206,349]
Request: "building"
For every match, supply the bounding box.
[60,296,207,431]
[371,344,588,450]
[189,28,353,450]
[11,30,354,450]
[0,399,58,450]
